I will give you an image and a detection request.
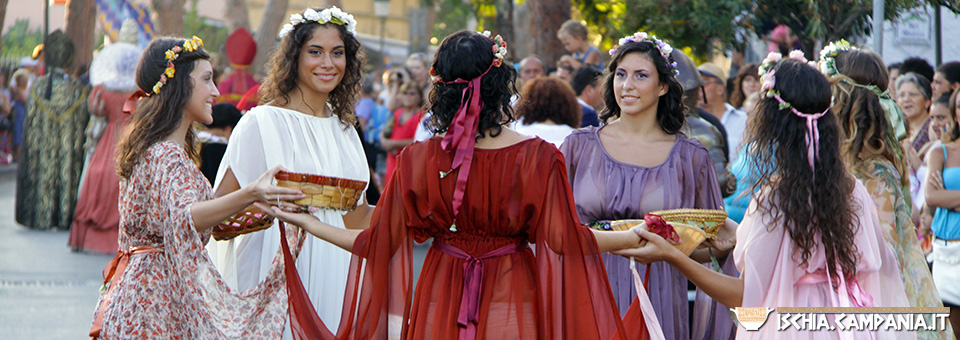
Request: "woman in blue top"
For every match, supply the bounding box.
[557,20,603,70]
[924,89,960,336]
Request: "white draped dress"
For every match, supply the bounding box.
[206,105,369,336]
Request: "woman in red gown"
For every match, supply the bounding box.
[265,30,652,339]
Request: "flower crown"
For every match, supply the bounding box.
[758,50,830,174]
[608,32,678,76]
[151,36,203,95]
[429,31,507,83]
[280,7,357,38]
[818,39,853,77]
[758,50,813,108]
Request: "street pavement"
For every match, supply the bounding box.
[0,164,113,339]
[0,163,429,339]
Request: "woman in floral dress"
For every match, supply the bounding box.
[89,37,306,339]
[823,45,953,340]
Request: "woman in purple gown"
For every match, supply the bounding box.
[560,32,734,340]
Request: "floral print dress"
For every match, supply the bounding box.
[90,141,304,339]
[855,159,954,340]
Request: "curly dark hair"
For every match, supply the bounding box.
[830,49,908,188]
[515,76,581,128]
[744,59,860,284]
[729,63,759,109]
[599,40,684,133]
[117,37,210,179]
[426,30,518,138]
[258,7,365,126]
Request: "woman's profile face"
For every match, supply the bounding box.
[296,25,346,99]
[612,52,666,117]
[184,59,219,125]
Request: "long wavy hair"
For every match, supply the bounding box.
[426,30,518,138]
[258,7,365,126]
[830,49,909,187]
[600,41,684,133]
[744,59,860,283]
[729,63,759,109]
[516,76,581,128]
[116,37,210,179]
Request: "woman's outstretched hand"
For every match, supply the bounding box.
[254,202,319,228]
[613,228,682,265]
[704,218,738,252]
[246,165,305,211]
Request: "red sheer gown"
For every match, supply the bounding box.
[300,137,647,339]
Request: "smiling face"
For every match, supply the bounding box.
[183,59,219,125]
[296,25,346,101]
[613,52,667,117]
[897,81,931,120]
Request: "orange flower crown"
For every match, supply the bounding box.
[150,36,204,95]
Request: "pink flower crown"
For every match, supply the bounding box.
[151,36,204,95]
[430,31,507,84]
[608,32,678,76]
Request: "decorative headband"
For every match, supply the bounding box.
[758,50,829,173]
[429,31,507,84]
[818,39,853,77]
[608,32,678,76]
[279,7,357,38]
[151,36,203,95]
[430,31,508,233]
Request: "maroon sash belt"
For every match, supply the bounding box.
[432,240,527,340]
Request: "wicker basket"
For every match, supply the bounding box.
[213,205,274,241]
[648,208,727,239]
[275,171,366,211]
[591,219,707,256]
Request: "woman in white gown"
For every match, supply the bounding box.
[206,7,371,335]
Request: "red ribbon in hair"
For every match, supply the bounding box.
[437,62,494,228]
[122,90,150,114]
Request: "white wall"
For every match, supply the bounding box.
[866,4,960,66]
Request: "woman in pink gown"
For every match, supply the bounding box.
[621,54,913,339]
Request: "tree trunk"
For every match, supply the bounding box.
[151,0,187,36]
[496,0,515,60]
[64,0,96,76]
[224,0,250,33]
[0,0,8,56]
[251,0,289,76]
[512,1,533,61]
[527,0,569,67]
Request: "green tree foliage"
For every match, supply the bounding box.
[1,19,44,60]
[575,0,959,59]
[183,0,228,59]
[574,0,749,58]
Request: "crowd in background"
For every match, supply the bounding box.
[5,10,960,338]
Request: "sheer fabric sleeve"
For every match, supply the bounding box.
[529,148,643,339]
[292,149,415,340]
[158,152,306,338]
[214,111,268,188]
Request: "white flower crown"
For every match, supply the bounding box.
[279,7,357,38]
